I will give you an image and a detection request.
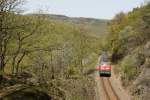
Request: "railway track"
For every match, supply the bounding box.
[100,77,120,100]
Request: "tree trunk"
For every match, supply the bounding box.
[16,52,26,74]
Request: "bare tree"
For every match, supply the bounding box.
[11,16,43,74]
[0,0,24,73]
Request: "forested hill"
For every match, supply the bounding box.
[0,3,108,99]
[28,14,108,24]
[27,14,109,37]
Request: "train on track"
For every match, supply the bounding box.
[97,52,111,77]
[99,62,111,77]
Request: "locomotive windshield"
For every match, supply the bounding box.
[100,52,110,63]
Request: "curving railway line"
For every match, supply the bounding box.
[100,77,120,100]
[96,56,130,100]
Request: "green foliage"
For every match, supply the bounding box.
[0,1,107,99]
[1,12,103,78]
[66,66,79,76]
[120,55,138,80]
[102,3,150,64]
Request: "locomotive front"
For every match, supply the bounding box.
[98,52,111,77]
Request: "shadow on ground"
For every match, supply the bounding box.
[1,87,51,100]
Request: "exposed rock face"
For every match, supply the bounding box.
[129,41,150,100]
[131,68,150,100]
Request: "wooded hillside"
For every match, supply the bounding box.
[0,0,108,99]
[102,2,150,100]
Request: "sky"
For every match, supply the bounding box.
[24,0,144,19]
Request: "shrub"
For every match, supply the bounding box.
[66,66,78,77]
[120,55,138,80]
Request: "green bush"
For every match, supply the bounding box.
[66,66,78,76]
[120,55,138,80]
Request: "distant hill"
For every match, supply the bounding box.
[27,14,109,37]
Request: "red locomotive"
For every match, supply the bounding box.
[96,52,111,77]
